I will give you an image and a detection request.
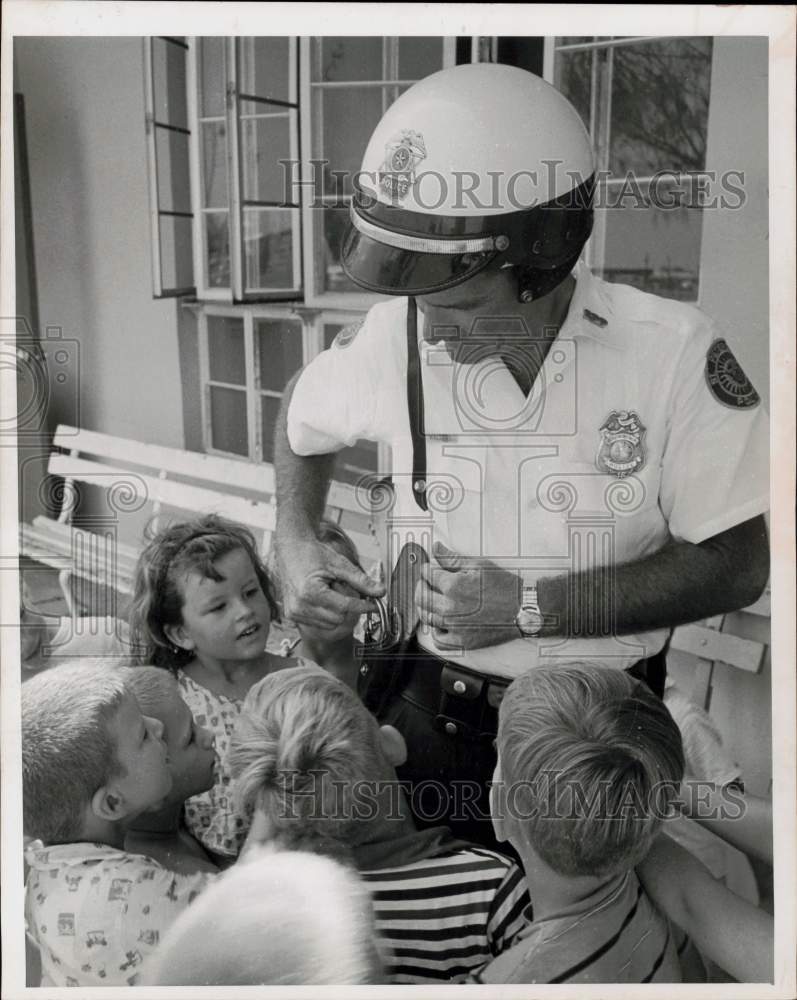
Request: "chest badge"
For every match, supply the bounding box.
[597,410,646,478]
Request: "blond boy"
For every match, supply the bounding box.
[23,662,212,986]
[479,663,685,984]
[230,666,530,984]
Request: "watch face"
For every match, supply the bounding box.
[516,608,543,637]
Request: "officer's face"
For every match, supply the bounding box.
[417,267,512,361]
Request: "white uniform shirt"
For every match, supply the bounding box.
[288,262,768,679]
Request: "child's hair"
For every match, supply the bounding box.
[126,666,179,715]
[229,666,388,847]
[144,847,383,985]
[497,663,685,879]
[22,662,130,843]
[129,514,278,669]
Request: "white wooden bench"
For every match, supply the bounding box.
[19,424,382,614]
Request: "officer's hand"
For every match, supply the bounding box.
[276,536,384,630]
[414,542,519,650]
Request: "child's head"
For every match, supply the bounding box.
[22,663,172,843]
[294,520,364,644]
[493,663,684,879]
[229,666,406,847]
[144,847,384,985]
[130,514,278,669]
[126,667,217,804]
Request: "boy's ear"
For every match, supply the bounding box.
[91,784,129,823]
[164,622,194,652]
[378,725,407,767]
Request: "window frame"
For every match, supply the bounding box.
[299,36,457,310]
[196,303,390,476]
[143,36,196,299]
[543,35,711,301]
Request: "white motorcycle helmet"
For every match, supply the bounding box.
[342,62,595,302]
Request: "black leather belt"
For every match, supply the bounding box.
[398,643,508,743]
[397,642,667,743]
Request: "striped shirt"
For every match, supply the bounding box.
[360,846,530,984]
[474,870,682,984]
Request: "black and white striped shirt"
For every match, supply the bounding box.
[361,846,530,984]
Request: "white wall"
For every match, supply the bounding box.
[699,36,769,410]
[14,37,184,446]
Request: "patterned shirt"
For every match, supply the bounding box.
[359,845,530,983]
[24,841,212,987]
[474,870,682,984]
[177,661,312,858]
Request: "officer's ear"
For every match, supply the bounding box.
[378,725,407,767]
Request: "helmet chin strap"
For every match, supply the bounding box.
[515,253,581,303]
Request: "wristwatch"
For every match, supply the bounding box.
[515,585,545,638]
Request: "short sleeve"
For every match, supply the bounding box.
[287,321,378,456]
[659,326,769,544]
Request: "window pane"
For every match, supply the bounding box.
[315,37,383,82]
[609,38,713,176]
[152,37,188,129]
[260,394,282,465]
[553,49,593,136]
[159,216,194,291]
[238,37,291,103]
[209,386,248,455]
[207,315,245,384]
[199,37,226,118]
[320,204,359,293]
[201,121,228,209]
[601,184,703,301]
[205,212,231,288]
[155,128,192,214]
[256,318,303,392]
[240,114,291,203]
[398,37,444,79]
[316,88,384,196]
[243,208,297,291]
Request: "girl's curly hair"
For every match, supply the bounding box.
[129,514,278,670]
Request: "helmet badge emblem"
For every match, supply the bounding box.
[596,410,646,478]
[379,130,427,201]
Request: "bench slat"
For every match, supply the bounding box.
[669,622,765,674]
[51,424,369,517]
[48,453,279,533]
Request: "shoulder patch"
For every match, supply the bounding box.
[705,338,760,409]
[332,319,364,350]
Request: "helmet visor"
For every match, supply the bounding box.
[341,224,497,296]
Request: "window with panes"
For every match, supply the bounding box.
[544,36,713,301]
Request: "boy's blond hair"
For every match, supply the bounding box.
[144,847,382,985]
[229,666,388,846]
[22,662,130,843]
[126,665,178,715]
[498,663,684,878]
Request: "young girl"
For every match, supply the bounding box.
[130,514,311,861]
[276,520,365,690]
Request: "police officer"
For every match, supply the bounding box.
[273,63,769,845]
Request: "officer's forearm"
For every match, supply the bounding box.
[537,516,769,636]
[273,370,336,541]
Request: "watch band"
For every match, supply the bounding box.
[516,584,544,638]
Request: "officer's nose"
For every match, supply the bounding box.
[198,725,214,750]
